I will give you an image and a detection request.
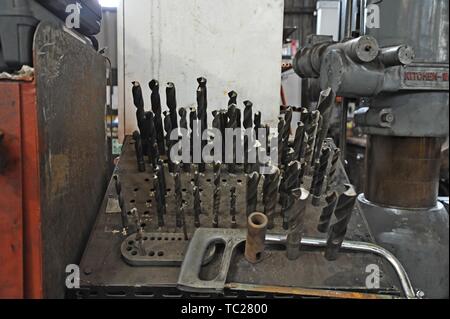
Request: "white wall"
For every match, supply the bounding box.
[118,0,284,139]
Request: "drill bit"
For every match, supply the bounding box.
[149,80,166,156]
[325,146,341,194]
[311,146,331,207]
[243,100,253,129]
[227,105,238,173]
[132,82,145,133]
[178,107,190,172]
[132,131,146,172]
[280,161,301,229]
[286,188,310,260]
[313,88,335,168]
[213,162,222,228]
[284,107,293,135]
[144,111,158,166]
[164,111,175,172]
[317,191,339,233]
[312,113,324,164]
[156,159,166,199]
[277,118,286,166]
[304,110,321,169]
[230,186,237,228]
[228,91,238,106]
[166,82,178,129]
[153,175,165,228]
[325,184,357,261]
[263,166,281,229]
[133,208,146,256]
[193,185,202,228]
[180,203,188,241]
[173,163,183,228]
[246,172,260,217]
[197,77,208,131]
[293,122,305,162]
[254,111,262,140]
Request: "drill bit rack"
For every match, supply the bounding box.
[76,79,404,299]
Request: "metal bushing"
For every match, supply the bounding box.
[245,212,268,264]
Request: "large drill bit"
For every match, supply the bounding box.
[133,208,146,256]
[304,110,321,169]
[118,192,128,232]
[284,107,293,135]
[286,188,310,260]
[313,88,335,166]
[228,91,237,106]
[156,159,166,199]
[144,111,158,166]
[263,166,281,229]
[132,131,146,172]
[325,146,341,194]
[230,186,237,228]
[149,80,166,156]
[281,161,301,230]
[180,203,188,241]
[282,108,292,164]
[317,191,339,233]
[197,77,208,131]
[166,82,178,129]
[293,121,305,162]
[193,185,202,228]
[227,105,238,173]
[325,184,357,261]
[153,175,165,227]
[277,118,286,166]
[246,172,260,217]
[254,111,262,140]
[311,146,331,207]
[212,162,222,228]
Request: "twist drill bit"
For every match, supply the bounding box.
[156,159,166,199]
[164,111,175,172]
[153,175,165,227]
[282,108,292,164]
[144,111,158,166]
[304,111,320,168]
[254,111,262,140]
[243,100,253,129]
[213,162,222,228]
[178,108,190,172]
[311,146,331,207]
[293,122,305,162]
[132,131,146,172]
[325,185,357,261]
[228,91,237,106]
[197,77,208,131]
[284,107,293,135]
[193,185,202,228]
[284,147,296,167]
[313,88,335,168]
[312,113,324,164]
[277,118,286,166]
[317,191,339,233]
[114,175,122,196]
[230,186,237,228]
[190,108,198,163]
[286,188,310,260]
[299,161,308,186]
[227,105,238,173]
[166,82,178,129]
[173,163,183,228]
[133,208,146,256]
[281,161,301,230]
[246,172,260,217]
[263,166,281,229]
[149,80,166,155]
[326,147,341,193]
[132,82,146,134]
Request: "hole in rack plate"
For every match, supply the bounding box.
[157,251,164,257]
[131,251,137,256]
[148,251,155,257]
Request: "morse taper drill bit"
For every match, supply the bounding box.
[281,161,302,230]
[149,80,166,155]
[227,105,238,173]
[118,192,128,233]
[144,111,158,166]
[304,110,320,169]
[228,91,237,106]
[263,166,281,229]
[164,111,175,172]
[156,159,166,198]
[230,186,237,228]
[246,172,260,216]
[311,146,331,207]
[243,100,253,130]
[254,111,262,140]
[284,107,293,134]
[313,88,335,166]
[317,191,339,233]
[197,77,208,131]
[277,118,286,166]
[173,163,183,228]
[180,203,188,241]
[132,131,146,172]
[286,188,310,260]
[325,184,357,261]
[153,175,165,227]
[293,122,305,162]
[166,82,178,129]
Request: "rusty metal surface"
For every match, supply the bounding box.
[76,136,402,298]
[0,82,24,298]
[365,136,441,209]
[34,22,109,298]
